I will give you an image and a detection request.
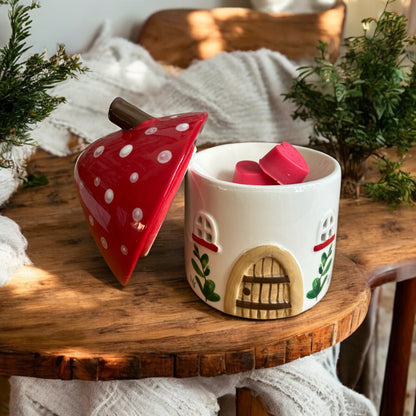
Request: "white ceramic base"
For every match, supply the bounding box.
[185,142,341,319]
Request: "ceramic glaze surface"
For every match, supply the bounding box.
[74,112,208,285]
[185,142,341,319]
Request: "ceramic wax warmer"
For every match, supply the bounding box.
[75,98,341,320]
[184,142,341,319]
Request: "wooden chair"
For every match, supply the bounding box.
[137,2,347,67]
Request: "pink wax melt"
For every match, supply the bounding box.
[233,160,277,185]
[259,142,309,185]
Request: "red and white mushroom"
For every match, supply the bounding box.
[74,98,208,285]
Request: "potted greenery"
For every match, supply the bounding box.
[0,0,86,172]
[284,0,416,205]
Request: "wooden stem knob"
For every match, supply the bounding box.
[108,97,153,129]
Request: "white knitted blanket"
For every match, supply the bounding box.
[9,347,376,416]
[32,24,312,156]
[2,27,376,416]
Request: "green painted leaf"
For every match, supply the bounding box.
[322,258,333,276]
[307,290,318,299]
[201,253,209,269]
[205,266,210,277]
[321,252,327,264]
[319,265,323,275]
[192,259,204,278]
[207,293,221,302]
[203,279,216,296]
[312,278,321,292]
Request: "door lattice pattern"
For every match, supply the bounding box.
[236,256,291,319]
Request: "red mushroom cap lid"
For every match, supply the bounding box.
[75,111,208,285]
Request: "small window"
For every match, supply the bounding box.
[314,210,336,252]
[318,212,335,243]
[192,211,219,252]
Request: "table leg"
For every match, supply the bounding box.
[380,277,416,416]
[236,387,272,416]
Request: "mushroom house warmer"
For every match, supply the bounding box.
[74,98,341,320]
[184,143,341,319]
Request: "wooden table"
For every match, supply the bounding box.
[0,148,415,382]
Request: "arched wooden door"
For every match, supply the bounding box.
[224,245,303,319]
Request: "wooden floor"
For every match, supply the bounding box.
[0,283,413,415]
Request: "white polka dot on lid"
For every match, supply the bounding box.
[119,144,133,158]
[121,245,128,255]
[89,215,94,226]
[145,127,158,135]
[157,150,172,164]
[101,237,108,249]
[132,208,143,222]
[94,177,100,187]
[176,123,189,132]
[129,172,139,183]
[94,146,105,158]
[105,189,114,204]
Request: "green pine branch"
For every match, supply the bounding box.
[0,0,87,169]
[284,0,416,205]
[364,157,416,206]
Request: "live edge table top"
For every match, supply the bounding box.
[0,148,415,381]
